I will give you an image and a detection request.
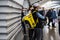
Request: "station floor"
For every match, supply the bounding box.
[43,25,60,40]
[23,23,60,40]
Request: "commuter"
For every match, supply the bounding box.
[32,3,46,40]
[58,10,60,16]
[46,8,57,28]
[46,9,52,27]
[58,10,60,35]
[28,6,35,40]
[51,8,57,28]
[21,8,27,40]
[46,8,57,40]
[41,7,45,16]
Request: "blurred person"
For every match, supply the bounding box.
[46,8,57,28]
[58,9,60,35]
[32,3,46,40]
[28,6,35,40]
[46,8,57,40]
[46,9,52,28]
[51,8,57,28]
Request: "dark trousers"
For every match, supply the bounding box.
[48,19,52,27]
[22,22,26,34]
[29,29,34,40]
[32,22,43,40]
[33,28,43,40]
[48,19,55,28]
[59,22,60,35]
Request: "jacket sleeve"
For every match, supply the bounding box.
[36,12,45,19]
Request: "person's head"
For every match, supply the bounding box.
[30,6,34,10]
[29,6,33,10]
[50,8,55,11]
[47,9,51,13]
[37,7,42,11]
[52,8,55,11]
[33,3,40,10]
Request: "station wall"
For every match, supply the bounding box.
[0,0,24,40]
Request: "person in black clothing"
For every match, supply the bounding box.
[46,8,57,28]
[58,10,60,16]
[46,9,52,27]
[46,8,57,40]
[28,6,35,40]
[32,3,46,40]
[21,8,27,40]
[58,10,60,35]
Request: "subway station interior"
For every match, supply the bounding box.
[0,0,60,40]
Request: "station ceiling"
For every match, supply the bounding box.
[23,0,60,8]
[41,1,60,8]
